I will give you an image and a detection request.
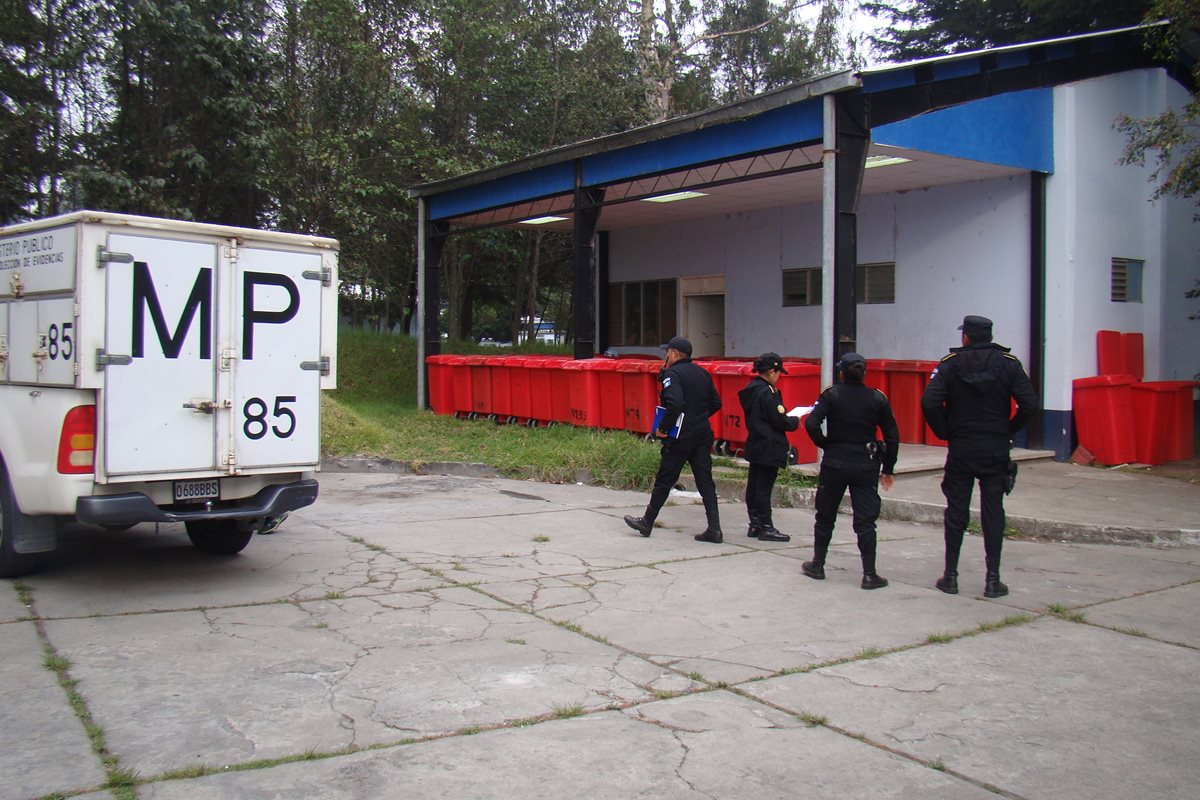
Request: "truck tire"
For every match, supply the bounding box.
[185,520,254,555]
[0,460,38,578]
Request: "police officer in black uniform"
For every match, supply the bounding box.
[921,315,1038,598]
[802,352,900,589]
[738,352,800,542]
[625,336,725,543]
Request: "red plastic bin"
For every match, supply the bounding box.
[709,362,754,450]
[778,362,821,464]
[525,356,571,424]
[1072,374,1137,465]
[561,359,602,427]
[486,356,514,421]
[499,355,534,424]
[445,355,473,418]
[881,360,928,445]
[424,354,457,417]
[460,355,493,417]
[1096,330,1125,376]
[1131,380,1199,464]
[1123,333,1145,382]
[591,359,626,430]
[617,360,661,434]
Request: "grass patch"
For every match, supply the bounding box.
[323,591,345,601]
[551,703,585,719]
[505,638,527,646]
[925,632,955,644]
[687,672,705,682]
[799,711,827,726]
[651,689,681,700]
[1046,604,1087,623]
[977,613,1035,633]
[532,535,550,543]
[1114,626,1148,638]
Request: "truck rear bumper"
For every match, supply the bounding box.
[75,479,319,526]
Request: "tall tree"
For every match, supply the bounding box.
[0,0,54,223]
[865,0,1153,61]
[74,0,273,225]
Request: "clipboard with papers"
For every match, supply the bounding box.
[651,406,684,438]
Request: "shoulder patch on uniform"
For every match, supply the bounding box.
[662,376,672,388]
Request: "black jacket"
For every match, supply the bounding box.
[805,382,900,473]
[921,343,1039,451]
[658,358,721,443]
[738,376,801,468]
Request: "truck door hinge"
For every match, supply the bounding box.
[220,348,238,372]
[9,272,24,298]
[96,246,133,268]
[302,268,333,286]
[300,356,331,375]
[0,335,8,365]
[33,335,49,369]
[95,349,133,370]
[222,450,238,467]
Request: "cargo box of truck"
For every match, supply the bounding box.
[0,211,338,576]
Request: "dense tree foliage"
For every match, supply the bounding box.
[2,0,852,341]
[864,0,1152,61]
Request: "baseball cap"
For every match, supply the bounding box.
[836,352,866,370]
[958,315,993,337]
[753,352,788,374]
[662,336,693,355]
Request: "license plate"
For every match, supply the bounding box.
[174,478,220,503]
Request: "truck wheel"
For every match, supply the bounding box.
[0,460,38,578]
[185,520,254,555]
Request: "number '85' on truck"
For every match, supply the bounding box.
[0,211,338,577]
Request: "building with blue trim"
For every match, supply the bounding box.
[410,25,1200,460]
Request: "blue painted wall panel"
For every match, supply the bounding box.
[429,161,575,220]
[874,88,1053,172]
[582,100,823,186]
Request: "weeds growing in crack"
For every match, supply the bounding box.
[929,759,947,771]
[977,613,1034,632]
[159,763,211,780]
[506,638,527,645]
[350,536,366,544]
[512,716,540,727]
[926,632,955,644]
[43,653,71,672]
[458,726,483,735]
[533,535,550,543]
[451,562,467,571]
[799,712,827,726]
[1047,604,1087,623]
[555,621,584,634]
[1114,626,1148,637]
[323,591,345,601]
[367,543,386,553]
[855,647,884,660]
[552,703,585,719]
[652,689,681,700]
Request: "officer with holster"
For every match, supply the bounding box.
[802,352,900,589]
[921,315,1038,598]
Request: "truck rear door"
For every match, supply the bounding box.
[102,234,325,478]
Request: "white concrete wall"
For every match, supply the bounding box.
[609,175,1032,364]
[1044,69,1200,410]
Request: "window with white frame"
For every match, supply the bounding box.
[1111,257,1143,303]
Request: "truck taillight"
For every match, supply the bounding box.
[57,405,96,474]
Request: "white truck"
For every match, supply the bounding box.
[0,211,338,577]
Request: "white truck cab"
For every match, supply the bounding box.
[0,211,338,576]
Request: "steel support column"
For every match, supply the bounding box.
[833,95,869,368]
[572,171,605,359]
[416,198,449,409]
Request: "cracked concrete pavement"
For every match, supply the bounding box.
[3,468,1198,799]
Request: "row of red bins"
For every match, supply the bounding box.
[426,354,945,465]
[1072,375,1198,465]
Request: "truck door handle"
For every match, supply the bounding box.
[183,400,230,414]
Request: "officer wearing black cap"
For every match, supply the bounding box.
[921,315,1038,599]
[738,353,801,542]
[624,336,725,543]
[802,352,900,589]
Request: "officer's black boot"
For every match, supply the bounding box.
[984,558,1008,598]
[624,513,654,537]
[936,549,960,594]
[756,514,790,543]
[801,542,827,580]
[696,496,723,543]
[860,549,889,590]
[746,509,761,538]
[695,526,724,543]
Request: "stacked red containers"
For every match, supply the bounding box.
[777,362,821,464]
[617,359,661,434]
[424,354,457,417]
[1072,374,1137,464]
[1123,333,1145,381]
[487,356,515,421]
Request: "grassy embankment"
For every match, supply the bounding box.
[321,329,665,490]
